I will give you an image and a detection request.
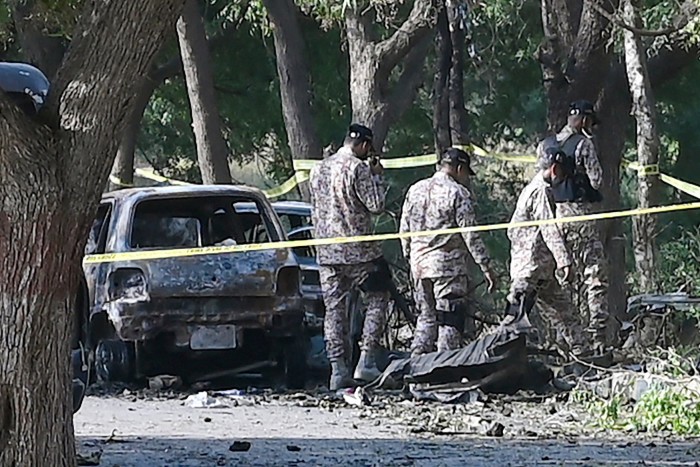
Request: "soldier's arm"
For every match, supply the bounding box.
[535,189,572,269]
[577,138,603,190]
[354,162,386,214]
[455,189,491,271]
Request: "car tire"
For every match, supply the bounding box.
[282,336,308,390]
[95,339,135,383]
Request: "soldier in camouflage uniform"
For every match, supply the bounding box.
[536,100,609,350]
[309,123,389,390]
[400,148,497,356]
[507,147,586,355]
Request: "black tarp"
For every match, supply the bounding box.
[369,313,552,398]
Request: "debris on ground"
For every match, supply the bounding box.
[77,447,102,466]
[229,441,252,452]
[185,391,229,409]
[341,387,370,407]
[484,421,505,437]
[148,375,182,391]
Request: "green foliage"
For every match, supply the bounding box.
[657,227,700,297]
[575,385,700,435]
[632,388,700,435]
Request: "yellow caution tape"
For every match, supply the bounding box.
[83,200,700,264]
[660,173,700,200]
[107,144,700,204]
[109,175,134,188]
[626,161,660,177]
[261,171,310,198]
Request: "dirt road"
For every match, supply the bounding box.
[75,390,700,466]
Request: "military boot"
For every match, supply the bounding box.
[353,349,381,382]
[329,360,355,391]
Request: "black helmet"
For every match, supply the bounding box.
[568,99,599,124]
[0,62,50,112]
[440,147,475,175]
[541,146,574,175]
[347,123,373,143]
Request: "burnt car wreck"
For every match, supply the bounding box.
[83,186,307,388]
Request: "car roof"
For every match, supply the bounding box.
[102,184,268,203]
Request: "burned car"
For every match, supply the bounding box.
[83,186,307,388]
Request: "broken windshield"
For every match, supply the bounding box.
[129,195,276,250]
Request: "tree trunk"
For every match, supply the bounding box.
[263,0,322,200]
[176,0,232,184]
[446,0,469,143]
[432,3,452,155]
[110,77,160,190]
[623,0,660,293]
[0,1,183,464]
[345,0,437,151]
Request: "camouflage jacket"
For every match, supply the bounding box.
[508,172,571,281]
[400,171,491,279]
[536,125,603,191]
[309,146,386,265]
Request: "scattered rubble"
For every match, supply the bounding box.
[185,392,229,409]
[148,375,182,391]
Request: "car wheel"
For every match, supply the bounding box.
[95,339,135,383]
[282,336,308,390]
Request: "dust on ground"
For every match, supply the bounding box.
[75,385,700,466]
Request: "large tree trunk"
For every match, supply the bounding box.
[263,0,322,200]
[0,1,183,465]
[345,0,437,151]
[446,0,469,143]
[623,0,660,292]
[176,0,231,184]
[432,3,452,155]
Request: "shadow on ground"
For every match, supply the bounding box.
[78,436,700,467]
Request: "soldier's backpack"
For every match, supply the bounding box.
[540,135,603,203]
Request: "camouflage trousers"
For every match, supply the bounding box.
[411,275,470,356]
[558,202,610,347]
[508,276,585,354]
[319,263,389,362]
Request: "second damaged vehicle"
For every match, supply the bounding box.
[83,186,307,388]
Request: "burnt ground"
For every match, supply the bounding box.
[75,386,700,466]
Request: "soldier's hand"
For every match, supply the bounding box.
[484,268,498,293]
[369,156,384,176]
[557,266,572,284]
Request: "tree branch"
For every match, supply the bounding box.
[588,0,698,37]
[49,0,185,199]
[375,0,437,78]
[344,4,376,49]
